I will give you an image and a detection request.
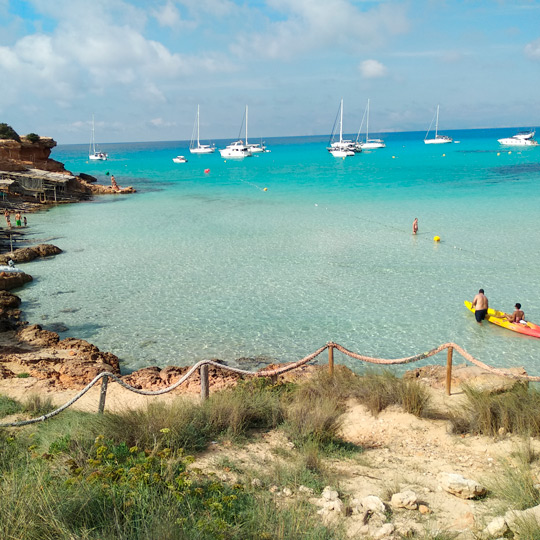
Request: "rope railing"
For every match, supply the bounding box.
[0,341,536,428]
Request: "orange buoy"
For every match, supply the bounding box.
[204,168,210,174]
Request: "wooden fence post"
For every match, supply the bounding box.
[98,374,108,414]
[200,364,209,401]
[328,344,334,376]
[446,346,453,396]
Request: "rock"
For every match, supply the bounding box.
[299,485,314,496]
[505,503,540,532]
[251,478,262,488]
[360,495,386,514]
[269,485,279,493]
[0,291,21,309]
[438,472,487,499]
[405,363,528,394]
[322,486,339,501]
[17,324,60,347]
[0,271,32,291]
[282,487,293,497]
[372,523,395,539]
[484,516,509,538]
[418,504,430,514]
[390,490,418,510]
[0,365,15,378]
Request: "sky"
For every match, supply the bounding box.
[1,0,540,144]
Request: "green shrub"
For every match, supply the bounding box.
[25,133,40,143]
[0,123,21,142]
[449,385,540,437]
[22,395,55,417]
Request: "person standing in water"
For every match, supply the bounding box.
[412,218,418,235]
[472,288,489,323]
[15,211,21,227]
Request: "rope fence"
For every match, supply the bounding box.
[1,341,537,428]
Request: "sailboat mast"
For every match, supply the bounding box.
[91,115,96,154]
[339,99,343,143]
[366,99,370,142]
[245,105,248,145]
[197,105,200,146]
[435,105,439,138]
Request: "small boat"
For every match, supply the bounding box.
[219,106,254,159]
[424,105,452,144]
[357,99,385,150]
[0,261,22,274]
[89,115,108,160]
[498,130,539,147]
[189,105,215,154]
[464,300,540,338]
[172,155,188,163]
[327,99,358,157]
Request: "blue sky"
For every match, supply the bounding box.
[1,0,540,143]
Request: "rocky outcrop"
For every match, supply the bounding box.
[0,137,66,173]
[0,272,32,291]
[87,182,136,194]
[0,244,62,265]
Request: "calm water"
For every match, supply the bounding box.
[18,128,540,373]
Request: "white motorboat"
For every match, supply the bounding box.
[0,260,22,273]
[89,115,108,160]
[219,106,254,159]
[189,105,215,154]
[219,140,251,159]
[327,99,358,157]
[172,155,188,163]
[424,105,452,144]
[357,99,385,149]
[498,130,539,146]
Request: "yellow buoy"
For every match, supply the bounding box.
[263,187,268,191]
[434,236,441,242]
[497,152,500,156]
[442,154,445,157]
[392,156,396,159]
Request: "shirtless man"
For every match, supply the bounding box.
[506,303,525,324]
[472,288,488,323]
[412,218,418,235]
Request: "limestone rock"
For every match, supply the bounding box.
[483,516,509,538]
[0,244,62,265]
[391,490,418,510]
[438,472,486,499]
[17,324,60,347]
[360,495,386,514]
[372,523,395,539]
[0,365,15,378]
[0,271,32,291]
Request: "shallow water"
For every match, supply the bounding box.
[18,128,540,373]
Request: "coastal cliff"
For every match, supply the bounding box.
[0,136,67,173]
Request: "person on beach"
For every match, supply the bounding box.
[15,212,21,227]
[505,303,525,324]
[412,218,418,235]
[23,215,27,227]
[111,175,120,191]
[6,214,11,229]
[4,209,9,226]
[472,288,488,323]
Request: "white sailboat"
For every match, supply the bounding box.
[89,115,108,160]
[424,105,452,144]
[189,105,215,154]
[219,105,251,159]
[327,99,356,157]
[357,99,385,149]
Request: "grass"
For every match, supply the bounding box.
[0,394,22,418]
[449,384,540,437]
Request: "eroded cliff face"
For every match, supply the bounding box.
[0,137,67,173]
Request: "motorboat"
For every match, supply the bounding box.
[172,155,188,163]
[498,130,539,146]
[219,140,251,159]
[89,115,108,160]
[189,105,215,154]
[0,261,22,273]
[424,105,452,144]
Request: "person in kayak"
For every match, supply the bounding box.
[505,303,525,324]
[472,289,488,323]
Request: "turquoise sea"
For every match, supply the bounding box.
[18,128,540,374]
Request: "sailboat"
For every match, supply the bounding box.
[327,99,356,157]
[189,105,215,154]
[424,105,452,144]
[89,115,108,160]
[219,105,251,159]
[357,99,385,149]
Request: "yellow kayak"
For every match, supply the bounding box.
[464,300,540,338]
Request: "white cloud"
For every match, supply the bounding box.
[359,59,387,79]
[149,117,176,127]
[525,38,540,60]
[231,0,409,60]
